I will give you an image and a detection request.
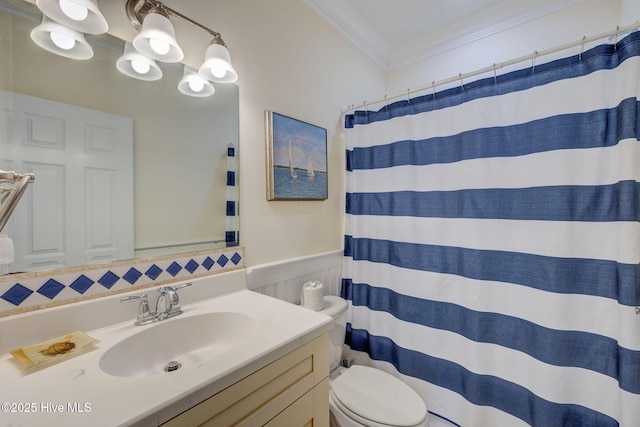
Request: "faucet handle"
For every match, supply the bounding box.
[121,293,155,326]
[174,282,192,291]
[121,293,147,303]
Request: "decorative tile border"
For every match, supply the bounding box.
[0,247,244,317]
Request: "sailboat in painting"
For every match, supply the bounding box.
[288,139,297,179]
[306,155,315,178]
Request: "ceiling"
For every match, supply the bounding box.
[304,0,584,70]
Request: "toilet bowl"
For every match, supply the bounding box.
[319,296,429,427]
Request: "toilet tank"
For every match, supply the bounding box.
[319,295,348,372]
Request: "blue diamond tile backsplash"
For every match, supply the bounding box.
[0,248,243,317]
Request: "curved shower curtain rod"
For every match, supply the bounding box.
[344,21,640,113]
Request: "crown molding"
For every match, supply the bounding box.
[305,0,586,71]
[303,0,391,68]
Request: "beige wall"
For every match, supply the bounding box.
[231,1,385,266]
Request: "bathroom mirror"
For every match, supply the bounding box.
[0,0,239,273]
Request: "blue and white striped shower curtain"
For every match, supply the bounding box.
[343,32,640,427]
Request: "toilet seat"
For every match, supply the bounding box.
[330,365,427,427]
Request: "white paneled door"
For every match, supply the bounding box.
[0,91,133,272]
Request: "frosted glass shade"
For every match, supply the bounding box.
[199,42,238,83]
[36,0,108,34]
[30,15,93,60]
[116,42,162,81]
[133,12,183,63]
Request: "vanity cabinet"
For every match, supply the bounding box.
[162,333,330,427]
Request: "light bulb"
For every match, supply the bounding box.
[50,31,76,50]
[188,79,204,92]
[59,0,88,21]
[131,60,150,75]
[211,66,227,79]
[149,38,170,55]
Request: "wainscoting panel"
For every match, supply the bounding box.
[247,250,343,305]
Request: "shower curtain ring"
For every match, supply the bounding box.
[407,89,411,104]
[532,51,539,72]
[579,36,586,61]
[459,73,464,90]
[493,63,497,83]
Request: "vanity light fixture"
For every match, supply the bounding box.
[35,0,108,34]
[30,15,93,60]
[126,0,238,82]
[31,0,238,91]
[116,42,163,81]
[178,66,215,97]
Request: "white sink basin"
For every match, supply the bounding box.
[99,312,256,377]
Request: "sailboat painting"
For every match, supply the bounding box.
[266,111,327,200]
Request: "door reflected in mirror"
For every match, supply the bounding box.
[0,0,239,274]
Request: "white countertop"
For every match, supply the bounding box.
[0,275,333,427]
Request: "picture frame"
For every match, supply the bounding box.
[265,111,328,201]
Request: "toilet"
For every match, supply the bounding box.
[319,295,429,427]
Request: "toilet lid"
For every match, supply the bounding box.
[331,365,427,427]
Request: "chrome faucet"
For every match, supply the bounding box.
[121,282,192,325]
